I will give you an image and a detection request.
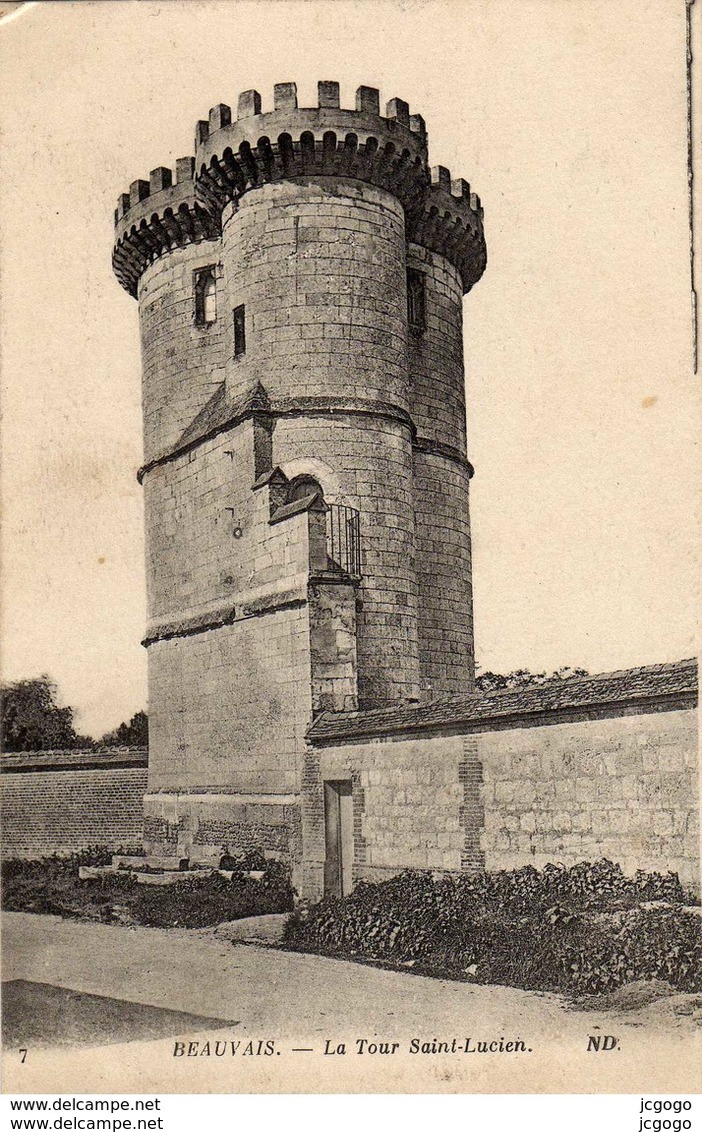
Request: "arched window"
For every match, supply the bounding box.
[287,475,323,503]
[194,267,217,326]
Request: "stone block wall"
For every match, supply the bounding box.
[480,708,699,887]
[147,601,312,797]
[221,179,410,411]
[142,420,317,872]
[309,579,358,714]
[338,735,471,872]
[143,790,302,872]
[406,243,466,451]
[143,423,256,624]
[303,733,480,899]
[304,700,699,898]
[413,450,474,694]
[1,753,147,858]
[407,242,475,695]
[273,414,419,707]
[138,240,225,463]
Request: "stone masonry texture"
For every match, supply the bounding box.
[306,663,699,898]
[305,703,699,899]
[111,83,486,880]
[138,241,225,465]
[105,83,699,903]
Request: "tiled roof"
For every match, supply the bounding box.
[308,658,698,744]
[1,748,148,773]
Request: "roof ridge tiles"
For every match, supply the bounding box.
[308,658,698,742]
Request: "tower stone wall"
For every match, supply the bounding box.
[112,81,486,887]
[138,241,225,464]
[407,241,475,692]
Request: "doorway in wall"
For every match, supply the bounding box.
[323,780,354,898]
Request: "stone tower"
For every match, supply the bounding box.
[112,82,486,888]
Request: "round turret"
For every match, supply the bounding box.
[194,82,485,294]
[113,158,220,298]
[112,82,486,301]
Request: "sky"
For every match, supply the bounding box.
[0,0,698,737]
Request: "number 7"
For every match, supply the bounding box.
[19,1048,27,1063]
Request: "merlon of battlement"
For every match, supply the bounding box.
[114,83,439,231]
[191,82,438,227]
[114,154,195,225]
[193,83,428,141]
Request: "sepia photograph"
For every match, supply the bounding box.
[0,0,699,1098]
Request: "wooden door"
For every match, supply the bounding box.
[323,780,353,898]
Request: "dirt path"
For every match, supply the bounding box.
[2,913,699,1094]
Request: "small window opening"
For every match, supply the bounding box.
[233,304,246,356]
[407,268,426,334]
[288,475,323,503]
[194,267,217,326]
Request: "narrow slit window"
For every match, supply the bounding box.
[233,304,246,357]
[407,268,426,334]
[194,267,217,326]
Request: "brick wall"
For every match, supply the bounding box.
[305,699,699,898]
[1,752,147,858]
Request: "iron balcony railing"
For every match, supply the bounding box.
[326,504,362,579]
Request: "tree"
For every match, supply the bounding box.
[98,710,148,748]
[475,666,589,693]
[1,676,91,752]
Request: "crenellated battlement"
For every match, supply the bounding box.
[194,82,429,222]
[406,166,486,292]
[112,156,220,297]
[112,80,485,295]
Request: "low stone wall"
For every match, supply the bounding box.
[306,662,699,898]
[479,707,698,883]
[1,750,147,859]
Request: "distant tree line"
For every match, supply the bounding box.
[475,666,589,692]
[2,668,587,754]
[1,676,147,753]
